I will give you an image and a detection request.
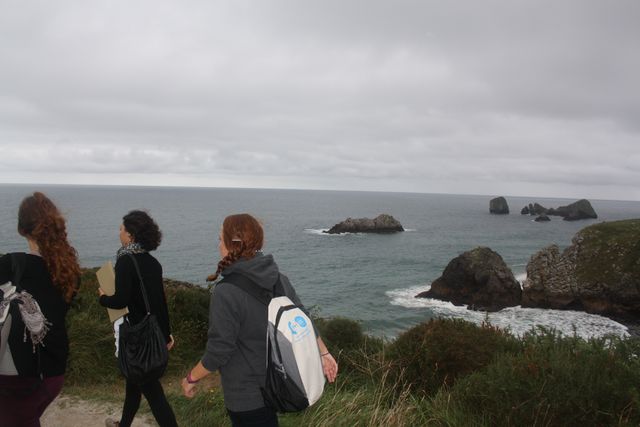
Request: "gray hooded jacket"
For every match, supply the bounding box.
[201,252,309,412]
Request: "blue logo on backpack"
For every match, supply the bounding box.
[288,316,308,335]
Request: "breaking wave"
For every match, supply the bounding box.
[386,285,628,339]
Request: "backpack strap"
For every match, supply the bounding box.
[10,253,27,291]
[221,273,282,306]
[217,273,283,385]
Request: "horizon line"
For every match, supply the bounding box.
[0,181,636,204]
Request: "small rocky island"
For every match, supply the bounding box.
[416,247,522,312]
[520,199,597,221]
[324,214,404,234]
[489,196,509,214]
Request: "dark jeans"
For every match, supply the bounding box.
[227,406,279,427]
[119,378,178,427]
[0,374,64,427]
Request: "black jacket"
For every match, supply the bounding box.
[0,253,72,377]
[99,253,172,342]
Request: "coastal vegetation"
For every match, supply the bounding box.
[65,269,640,426]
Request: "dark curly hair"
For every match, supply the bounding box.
[122,210,162,251]
[18,192,81,302]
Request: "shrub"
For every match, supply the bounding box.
[441,328,640,426]
[316,317,367,351]
[386,318,520,395]
[66,269,121,385]
[315,317,384,378]
[163,280,210,375]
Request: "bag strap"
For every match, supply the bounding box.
[220,273,282,306]
[219,273,283,382]
[127,254,151,315]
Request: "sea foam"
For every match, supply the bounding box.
[387,285,628,339]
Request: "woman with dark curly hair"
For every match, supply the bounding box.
[0,191,81,427]
[99,210,177,427]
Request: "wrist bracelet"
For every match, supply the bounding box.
[320,352,330,357]
[186,372,199,384]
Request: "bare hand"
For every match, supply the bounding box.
[167,335,175,351]
[181,377,197,398]
[321,353,338,383]
[98,287,105,297]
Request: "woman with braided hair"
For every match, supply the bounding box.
[181,213,338,427]
[0,191,81,427]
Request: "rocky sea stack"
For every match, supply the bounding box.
[416,247,522,312]
[520,199,598,221]
[324,214,404,234]
[489,197,509,214]
[522,219,640,319]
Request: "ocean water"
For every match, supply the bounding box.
[1,184,639,339]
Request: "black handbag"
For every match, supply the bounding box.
[117,254,168,385]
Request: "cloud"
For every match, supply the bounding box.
[0,0,639,200]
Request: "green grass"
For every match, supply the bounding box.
[426,328,640,427]
[63,269,640,427]
[574,219,640,285]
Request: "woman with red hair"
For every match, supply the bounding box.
[0,192,81,427]
[182,213,338,427]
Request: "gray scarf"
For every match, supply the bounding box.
[0,283,51,352]
[116,242,146,259]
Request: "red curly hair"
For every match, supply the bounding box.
[18,192,81,302]
[207,213,264,282]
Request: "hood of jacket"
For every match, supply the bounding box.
[221,252,280,290]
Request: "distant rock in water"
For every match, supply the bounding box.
[547,199,598,221]
[520,199,596,220]
[525,203,548,216]
[324,214,404,234]
[416,247,522,312]
[522,219,640,318]
[489,197,509,214]
[535,215,551,222]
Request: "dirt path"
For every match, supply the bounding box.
[41,394,155,427]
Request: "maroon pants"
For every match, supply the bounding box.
[0,375,64,427]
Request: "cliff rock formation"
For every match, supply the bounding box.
[522,219,640,318]
[416,247,522,312]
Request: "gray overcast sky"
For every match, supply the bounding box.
[1,1,639,200]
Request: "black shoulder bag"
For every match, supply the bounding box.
[117,254,168,385]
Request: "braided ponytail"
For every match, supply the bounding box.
[206,214,264,282]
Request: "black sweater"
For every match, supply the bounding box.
[0,253,72,377]
[99,253,172,342]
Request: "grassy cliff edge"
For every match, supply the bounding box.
[64,269,640,426]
